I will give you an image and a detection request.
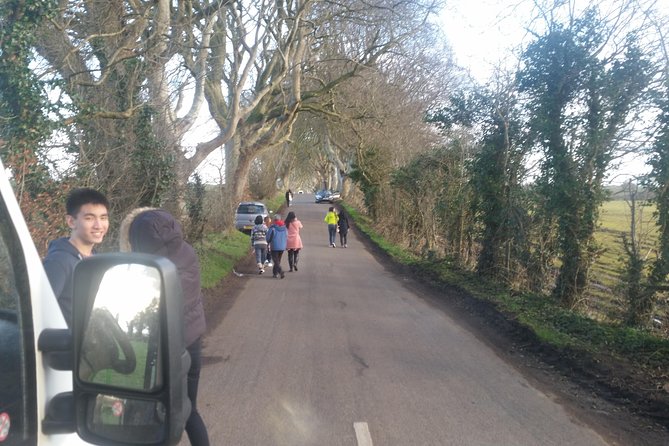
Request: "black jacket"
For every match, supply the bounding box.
[338,213,349,234]
[43,237,84,325]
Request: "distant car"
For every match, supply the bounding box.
[297,190,304,194]
[315,190,341,203]
[235,201,268,231]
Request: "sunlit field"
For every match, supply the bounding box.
[590,200,664,328]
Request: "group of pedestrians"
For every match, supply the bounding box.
[250,202,351,277]
[251,211,303,278]
[42,188,211,446]
[324,206,349,248]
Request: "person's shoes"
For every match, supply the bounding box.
[273,274,278,278]
[294,265,298,271]
[331,243,336,248]
[345,244,348,248]
[259,269,264,275]
[289,267,293,272]
[280,272,285,279]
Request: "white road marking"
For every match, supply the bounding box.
[354,422,373,446]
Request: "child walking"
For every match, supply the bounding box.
[266,214,287,279]
[263,215,273,268]
[250,215,268,274]
[324,206,339,248]
[338,209,349,248]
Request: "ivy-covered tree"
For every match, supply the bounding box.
[349,145,393,220]
[639,79,669,325]
[518,7,652,307]
[0,0,66,252]
[441,82,529,281]
[390,143,476,263]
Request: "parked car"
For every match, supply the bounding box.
[314,190,341,203]
[235,201,268,231]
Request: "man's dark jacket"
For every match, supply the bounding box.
[43,237,83,325]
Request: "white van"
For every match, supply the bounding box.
[0,157,190,445]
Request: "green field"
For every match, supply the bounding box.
[590,199,660,322]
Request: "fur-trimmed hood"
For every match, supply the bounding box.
[119,207,157,253]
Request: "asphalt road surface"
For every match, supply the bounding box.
[181,194,608,445]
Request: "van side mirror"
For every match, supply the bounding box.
[71,253,190,446]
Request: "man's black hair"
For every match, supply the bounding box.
[66,188,109,217]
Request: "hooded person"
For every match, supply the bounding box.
[266,213,288,279]
[119,208,210,446]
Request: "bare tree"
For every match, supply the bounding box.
[288,16,452,201]
[186,0,445,220]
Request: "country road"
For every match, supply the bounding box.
[180,194,610,445]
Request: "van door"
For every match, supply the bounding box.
[0,207,37,444]
[0,163,89,445]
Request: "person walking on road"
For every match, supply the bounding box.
[120,208,210,446]
[266,214,287,278]
[285,189,293,207]
[263,215,273,268]
[250,215,268,274]
[285,211,303,272]
[324,206,339,248]
[338,209,349,248]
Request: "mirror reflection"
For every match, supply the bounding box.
[87,393,166,444]
[79,264,162,392]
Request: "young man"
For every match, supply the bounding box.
[43,188,110,326]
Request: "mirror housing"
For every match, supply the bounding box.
[71,253,190,446]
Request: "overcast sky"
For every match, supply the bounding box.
[439,0,531,81]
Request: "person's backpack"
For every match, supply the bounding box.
[252,226,267,243]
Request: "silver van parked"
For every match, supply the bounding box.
[235,201,268,231]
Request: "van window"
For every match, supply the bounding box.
[0,195,37,445]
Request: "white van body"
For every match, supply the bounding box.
[0,160,90,445]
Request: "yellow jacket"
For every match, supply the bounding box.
[324,211,339,225]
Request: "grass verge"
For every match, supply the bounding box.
[196,229,250,289]
[195,193,283,289]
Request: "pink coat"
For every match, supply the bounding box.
[286,219,303,249]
